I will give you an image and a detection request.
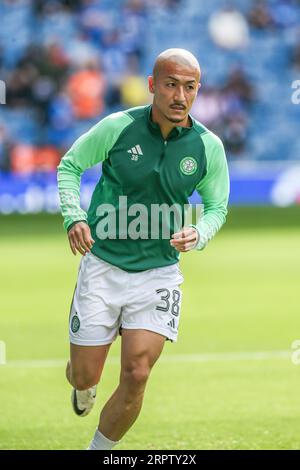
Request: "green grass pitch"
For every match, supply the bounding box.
[0,207,300,450]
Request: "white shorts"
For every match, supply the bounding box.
[69,252,184,346]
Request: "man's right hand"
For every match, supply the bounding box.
[68,222,95,256]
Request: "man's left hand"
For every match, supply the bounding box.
[170,227,199,252]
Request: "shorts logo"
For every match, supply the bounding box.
[167,318,176,329]
[71,314,80,333]
[180,157,197,175]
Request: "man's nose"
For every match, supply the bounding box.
[174,86,185,101]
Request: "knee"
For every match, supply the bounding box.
[121,365,151,390]
[70,367,99,391]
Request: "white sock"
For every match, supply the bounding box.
[88,429,119,450]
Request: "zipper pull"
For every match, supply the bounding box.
[164,141,167,146]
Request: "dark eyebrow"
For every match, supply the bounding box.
[165,75,196,83]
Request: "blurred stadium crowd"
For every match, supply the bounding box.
[0,0,300,174]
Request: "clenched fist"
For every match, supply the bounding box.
[170,227,199,252]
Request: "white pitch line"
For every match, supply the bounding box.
[1,350,291,368]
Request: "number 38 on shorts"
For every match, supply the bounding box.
[155,288,182,340]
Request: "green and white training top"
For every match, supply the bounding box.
[57,105,230,272]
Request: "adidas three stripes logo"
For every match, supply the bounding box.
[127,145,143,161]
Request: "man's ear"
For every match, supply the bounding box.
[148,76,155,94]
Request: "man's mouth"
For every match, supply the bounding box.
[170,104,186,110]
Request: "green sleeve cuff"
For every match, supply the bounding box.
[187,224,206,251]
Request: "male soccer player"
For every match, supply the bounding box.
[57,48,229,450]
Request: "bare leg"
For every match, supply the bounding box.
[66,343,111,390]
[98,329,166,441]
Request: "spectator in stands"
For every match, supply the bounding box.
[65,32,100,68]
[17,42,69,95]
[223,115,248,156]
[66,59,106,120]
[119,53,150,107]
[121,0,147,59]
[192,65,253,157]
[222,66,255,106]
[40,42,70,84]
[12,42,69,122]
[6,64,36,108]
[247,0,274,30]
[18,42,70,85]
[101,29,127,109]
[79,0,115,47]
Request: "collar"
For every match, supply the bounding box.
[145,104,195,139]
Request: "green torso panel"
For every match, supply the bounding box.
[57,105,229,272]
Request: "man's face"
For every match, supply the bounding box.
[149,61,201,124]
